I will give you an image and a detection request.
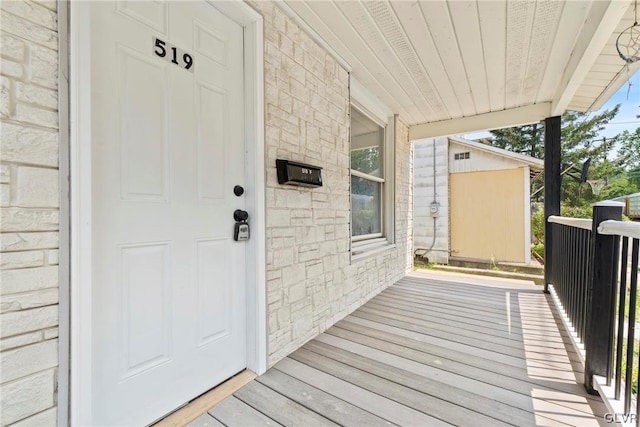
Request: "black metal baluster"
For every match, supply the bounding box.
[583,229,592,344]
[578,229,587,340]
[571,226,577,327]
[625,238,639,414]
[631,238,639,425]
[566,226,572,322]
[615,237,629,399]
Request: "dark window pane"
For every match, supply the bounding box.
[351,176,381,236]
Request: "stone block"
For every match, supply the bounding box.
[0,33,26,61]
[15,104,58,128]
[11,407,57,427]
[288,282,306,302]
[15,82,57,109]
[266,209,290,227]
[0,165,10,184]
[0,339,57,383]
[15,167,58,208]
[0,331,43,352]
[47,249,58,265]
[1,75,11,118]
[0,250,44,270]
[1,232,58,251]
[0,369,54,425]
[0,266,57,295]
[29,44,57,89]
[0,288,58,313]
[1,57,23,78]
[1,183,9,205]
[272,248,294,268]
[1,122,58,166]
[0,305,58,338]
[0,11,57,50]
[0,208,59,231]
[42,327,57,340]
[0,1,57,30]
[281,263,305,287]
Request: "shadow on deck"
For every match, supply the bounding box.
[191,270,610,426]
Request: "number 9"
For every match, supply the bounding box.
[183,53,193,70]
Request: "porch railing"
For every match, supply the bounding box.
[547,202,640,425]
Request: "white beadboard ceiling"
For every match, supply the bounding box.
[280,0,639,139]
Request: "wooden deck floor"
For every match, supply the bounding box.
[189,270,611,426]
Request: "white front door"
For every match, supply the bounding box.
[88,2,246,424]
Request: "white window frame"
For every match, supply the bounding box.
[350,79,395,260]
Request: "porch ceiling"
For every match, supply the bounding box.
[280,0,638,139]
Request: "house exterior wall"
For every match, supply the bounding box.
[413,138,449,264]
[249,1,413,366]
[449,140,533,173]
[0,1,61,426]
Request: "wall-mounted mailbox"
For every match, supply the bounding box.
[276,159,323,187]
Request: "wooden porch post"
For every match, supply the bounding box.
[544,116,561,293]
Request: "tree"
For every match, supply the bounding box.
[488,105,638,206]
[617,127,640,170]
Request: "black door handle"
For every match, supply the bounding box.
[234,210,249,222]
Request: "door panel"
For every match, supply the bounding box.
[89,2,246,424]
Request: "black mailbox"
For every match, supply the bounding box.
[276,159,323,187]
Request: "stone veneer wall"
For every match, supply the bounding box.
[0,1,61,426]
[248,2,413,366]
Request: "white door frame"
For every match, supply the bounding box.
[68,2,266,424]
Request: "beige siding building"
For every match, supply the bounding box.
[414,136,543,265]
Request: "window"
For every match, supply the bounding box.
[351,107,384,239]
[350,104,395,258]
[454,152,470,160]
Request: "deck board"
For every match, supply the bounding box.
[202,271,611,426]
[208,396,282,427]
[256,369,395,427]
[233,381,339,426]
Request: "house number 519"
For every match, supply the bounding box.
[153,37,194,72]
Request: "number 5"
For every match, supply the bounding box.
[154,38,166,57]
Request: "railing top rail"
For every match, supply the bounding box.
[597,220,640,239]
[548,215,593,231]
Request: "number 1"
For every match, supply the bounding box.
[171,47,178,64]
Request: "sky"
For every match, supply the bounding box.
[464,69,640,144]
[594,69,639,140]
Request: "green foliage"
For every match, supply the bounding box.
[531,206,591,243]
[351,147,380,177]
[560,205,592,219]
[560,107,620,165]
[617,127,640,169]
[531,210,545,243]
[599,177,640,200]
[490,105,640,207]
[491,122,544,158]
[532,243,545,260]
